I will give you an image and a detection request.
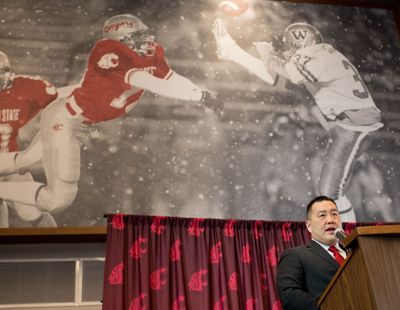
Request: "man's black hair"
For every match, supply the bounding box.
[306,196,336,219]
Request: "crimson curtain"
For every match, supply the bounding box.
[102,215,359,310]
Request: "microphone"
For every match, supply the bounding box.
[334,228,348,241]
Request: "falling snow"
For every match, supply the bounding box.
[1,0,399,227]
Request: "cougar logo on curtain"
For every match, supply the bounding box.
[253,221,263,240]
[108,262,124,285]
[245,298,257,310]
[128,236,148,259]
[188,269,208,291]
[281,222,293,241]
[224,220,236,237]
[128,293,146,310]
[187,218,205,236]
[260,273,268,292]
[267,246,278,266]
[171,295,186,310]
[241,244,251,263]
[228,272,238,291]
[171,239,182,261]
[111,214,125,230]
[210,241,223,264]
[213,295,227,310]
[272,300,282,310]
[150,267,168,290]
[150,216,167,234]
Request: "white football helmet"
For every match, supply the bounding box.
[0,51,13,90]
[282,22,323,57]
[103,14,156,56]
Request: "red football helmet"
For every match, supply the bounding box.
[282,22,323,57]
[102,14,156,56]
[0,51,13,90]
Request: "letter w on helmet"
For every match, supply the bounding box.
[282,22,324,58]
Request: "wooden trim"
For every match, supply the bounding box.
[318,224,400,309]
[317,250,354,306]
[270,0,399,9]
[0,226,107,244]
[320,225,400,304]
[343,224,400,248]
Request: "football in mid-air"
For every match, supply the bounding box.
[219,0,249,16]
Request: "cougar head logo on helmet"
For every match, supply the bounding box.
[103,14,156,56]
[0,51,14,90]
[282,22,323,58]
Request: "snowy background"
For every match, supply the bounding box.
[1,0,400,226]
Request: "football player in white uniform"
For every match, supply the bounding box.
[0,14,224,216]
[212,19,382,222]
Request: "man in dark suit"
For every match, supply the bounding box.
[276,196,346,310]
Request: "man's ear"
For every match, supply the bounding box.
[305,220,311,233]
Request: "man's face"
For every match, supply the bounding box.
[306,200,341,246]
[0,54,13,90]
[122,31,156,56]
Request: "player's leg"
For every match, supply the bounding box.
[318,124,368,222]
[14,133,44,175]
[0,106,53,207]
[0,98,86,214]
[34,212,58,227]
[5,172,41,221]
[0,200,9,228]
[35,98,82,213]
[0,181,44,206]
[0,158,44,206]
[0,133,43,177]
[318,107,383,221]
[6,172,57,227]
[0,152,17,176]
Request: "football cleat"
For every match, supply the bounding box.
[103,14,156,56]
[335,195,356,222]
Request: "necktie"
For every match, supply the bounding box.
[328,245,344,265]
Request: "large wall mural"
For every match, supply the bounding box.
[0,0,399,227]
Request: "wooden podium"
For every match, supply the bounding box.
[317,225,400,310]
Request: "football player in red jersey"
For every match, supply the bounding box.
[0,51,58,227]
[0,14,223,215]
[213,19,382,222]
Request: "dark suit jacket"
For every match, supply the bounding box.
[276,240,340,310]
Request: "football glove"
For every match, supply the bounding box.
[212,18,237,60]
[199,91,224,117]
